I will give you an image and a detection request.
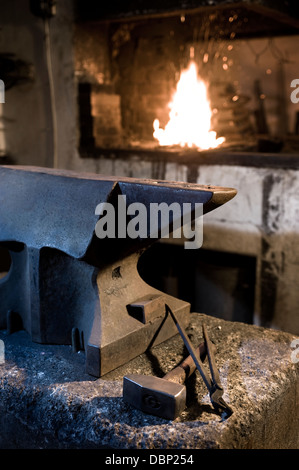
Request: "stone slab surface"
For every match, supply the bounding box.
[0,313,298,449]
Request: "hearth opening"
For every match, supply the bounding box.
[75,1,299,156]
[138,243,256,324]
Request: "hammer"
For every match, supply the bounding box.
[123,341,214,420]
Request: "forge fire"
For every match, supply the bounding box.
[153,61,225,149]
[74,4,299,154]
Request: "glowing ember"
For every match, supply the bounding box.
[153,61,225,149]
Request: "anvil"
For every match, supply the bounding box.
[0,166,236,376]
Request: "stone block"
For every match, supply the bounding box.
[0,313,298,449]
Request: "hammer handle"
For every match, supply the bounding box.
[163,341,215,385]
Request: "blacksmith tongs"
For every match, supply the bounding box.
[166,304,233,419]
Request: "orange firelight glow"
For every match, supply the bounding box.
[153,61,225,149]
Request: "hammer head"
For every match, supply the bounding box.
[123,373,186,420]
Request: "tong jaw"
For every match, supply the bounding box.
[210,387,232,417]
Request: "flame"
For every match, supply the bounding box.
[153,61,225,149]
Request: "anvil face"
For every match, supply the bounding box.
[0,166,236,376]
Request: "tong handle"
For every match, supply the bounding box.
[166,304,233,418]
[165,305,213,391]
[203,324,223,390]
